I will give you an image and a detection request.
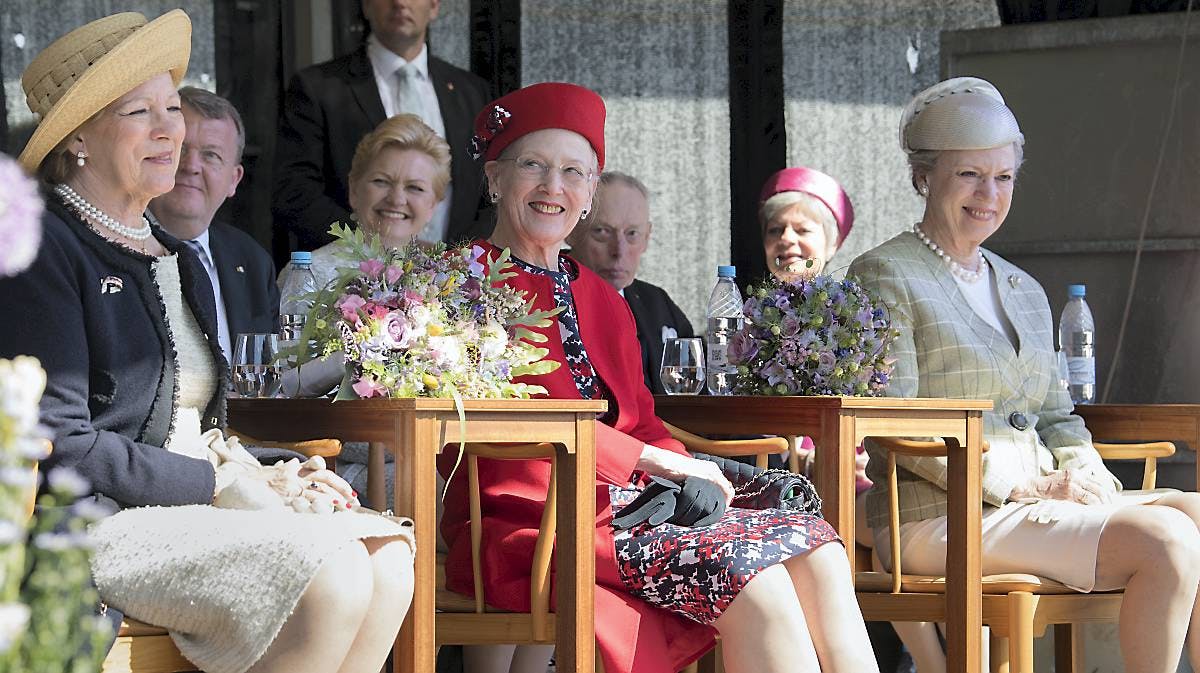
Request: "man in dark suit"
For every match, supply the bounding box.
[151,87,280,365]
[566,172,694,394]
[273,0,491,250]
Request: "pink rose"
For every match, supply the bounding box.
[359,259,385,278]
[352,377,388,398]
[337,294,366,321]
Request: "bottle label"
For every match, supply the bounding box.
[708,343,729,368]
[1066,356,1095,385]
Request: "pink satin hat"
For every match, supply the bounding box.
[759,167,854,247]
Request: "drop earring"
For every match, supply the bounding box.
[76,151,87,167]
[580,209,589,221]
[489,192,500,204]
[918,182,929,196]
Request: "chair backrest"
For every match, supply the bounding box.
[461,442,561,641]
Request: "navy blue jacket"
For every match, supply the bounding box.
[0,197,285,508]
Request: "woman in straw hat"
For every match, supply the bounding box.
[0,11,415,673]
[849,77,1200,673]
[440,82,880,673]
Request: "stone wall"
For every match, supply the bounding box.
[523,1,730,331]
[783,0,1000,277]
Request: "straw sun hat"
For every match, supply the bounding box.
[18,10,191,172]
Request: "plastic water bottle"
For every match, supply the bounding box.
[705,265,744,395]
[279,251,317,368]
[1058,284,1096,404]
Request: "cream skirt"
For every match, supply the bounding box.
[90,505,414,673]
[874,490,1173,592]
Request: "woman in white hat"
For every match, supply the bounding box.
[1,11,414,673]
[849,77,1200,672]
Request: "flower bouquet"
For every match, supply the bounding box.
[728,274,898,396]
[290,223,561,400]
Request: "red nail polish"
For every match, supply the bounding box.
[333,500,340,506]
[352,490,358,497]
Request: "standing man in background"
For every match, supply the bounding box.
[273,0,491,249]
[567,172,695,394]
[151,87,280,365]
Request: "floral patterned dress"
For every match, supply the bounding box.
[511,255,840,624]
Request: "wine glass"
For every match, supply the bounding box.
[659,337,705,395]
[232,333,283,398]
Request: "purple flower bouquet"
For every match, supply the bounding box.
[728,275,898,396]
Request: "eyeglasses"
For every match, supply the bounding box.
[582,224,647,246]
[500,156,595,188]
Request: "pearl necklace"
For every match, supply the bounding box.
[55,184,152,241]
[912,223,987,283]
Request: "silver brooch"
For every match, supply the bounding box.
[1008,274,1022,288]
[100,276,123,294]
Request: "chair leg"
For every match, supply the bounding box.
[697,645,722,673]
[1054,623,1084,673]
[1007,592,1035,673]
[989,631,1010,673]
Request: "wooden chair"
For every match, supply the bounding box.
[434,441,565,648]
[855,436,1176,673]
[100,435,343,673]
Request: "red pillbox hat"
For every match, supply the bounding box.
[469,82,606,169]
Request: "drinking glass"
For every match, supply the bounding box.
[232,333,283,398]
[660,337,705,395]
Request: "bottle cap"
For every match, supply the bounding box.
[1068,284,1086,298]
[290,251,313,265]
[717,265,736,278]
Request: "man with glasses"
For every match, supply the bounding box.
[566,171,694,394]
[150,87,279,366]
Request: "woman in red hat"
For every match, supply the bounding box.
[439,83,879,673]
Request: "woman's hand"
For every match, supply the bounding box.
[1010,469,1114,505]
[635,445,735,505]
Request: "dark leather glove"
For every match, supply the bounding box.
[611,476,679,530]
[670,476,726,527]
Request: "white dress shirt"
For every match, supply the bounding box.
[186,230,233,365]
[366,37,452,244]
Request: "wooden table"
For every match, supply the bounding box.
[1076,403,1200,486]
[654,395,991,673]
[228,398,606,673]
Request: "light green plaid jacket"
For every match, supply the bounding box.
[848,232,1119,529]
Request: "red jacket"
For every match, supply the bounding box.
[439,242,716,673]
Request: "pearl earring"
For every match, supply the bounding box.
[76,151,86,167]
[918,182,929,196]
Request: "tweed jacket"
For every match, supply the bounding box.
[848,232,1118,528]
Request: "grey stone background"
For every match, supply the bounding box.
[783,1,1000,278]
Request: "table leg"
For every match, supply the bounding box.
[393,416,438,673]
[557,416,596,672]
[368,441,386,510]
[945,413,984,673]
[816,411,857,565]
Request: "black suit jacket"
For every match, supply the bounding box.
[208,220,280,339]
[273,47,492,249]
[623,279,695,395]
